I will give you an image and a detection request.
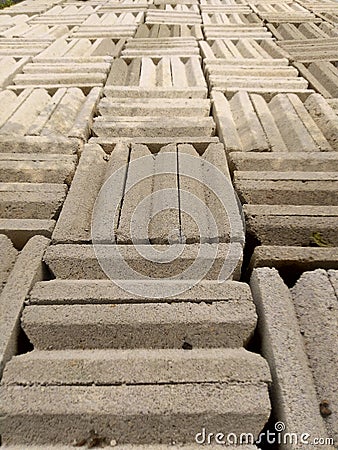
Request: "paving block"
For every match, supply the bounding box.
[212,91,337,151]
[0,38,50,57]
[33,37,124,61]
[0,235,49,377]
[234,174,338,206]
[250,268,333,450]
[203,25,272,40]
[229,151,338,173]
[122,37,200,57]
[291,270,338,444]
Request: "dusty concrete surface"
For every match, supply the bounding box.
[0,0,337,446]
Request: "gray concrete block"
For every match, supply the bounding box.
[92,116,215,138]
[212,91,335,152]
[0,445,260,450]
[2,347,271,385]
[249,246,338,272]
[52,144,107,244]
[29,278,252,305]
[234,178,338,206]
[291,270,338,444]
[43,242,243,280]
[0,219,55,249]
[0,182,67,220]
[0,136,82,155]
[0,87,101,142]
[250,268,333,450]
[0,234,17,293]
[105,56,207,98]
[244,205,338,246]
[0,153,76,184]
[22,298,257,350]
[0,382,270,445]
[0,235,49,377]
[229,152,338,173]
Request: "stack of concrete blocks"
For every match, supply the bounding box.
[0,0,337,447]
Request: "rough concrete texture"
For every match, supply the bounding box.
[212,91,337,152]
[2,347,271,385]
[250,245,338,272]
[0,235,49,377]
[0,446,260,450]
[0,234,18,293]
[0,383,270,445]
[250,268,334,450]
[291,270,338,444]
[43,242,243,280]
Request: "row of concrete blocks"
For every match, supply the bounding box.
[1,233,337,447]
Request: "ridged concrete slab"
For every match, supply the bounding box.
[250,268,334,450]
[28,278,252,305]
[2,347,271,385]
[0,383,270,446]
[291,269,338,444]
[212,91,337,151]
[0,235,49,376]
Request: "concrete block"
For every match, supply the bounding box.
[146,10,202,25]
[212,92,335,152]
[52,144,107,244]
[22,300,256,349]
[0,56,29,88]
[0,445,260,450]
[0,182,67,220]
[244,204,338,246]
[98,97,211,117]
[2,347,270,385]
[0,383,270,445]
[234,177,338,206]
[0,219,55,249]
[0,234,17,293]
[29,278,253,305]
[249,246,338,272]
[0,153,76,184]
[229,152,338,173]
[203,25,272,40]
[250,268,333,450]
[105,56,207,98]
[0,38,49,58]
[43,243,243,280]
[291,270,338,443]
[0,87,101,141]
[0,136,82,155]
[134,23,203,39]
[0,235,49,377]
